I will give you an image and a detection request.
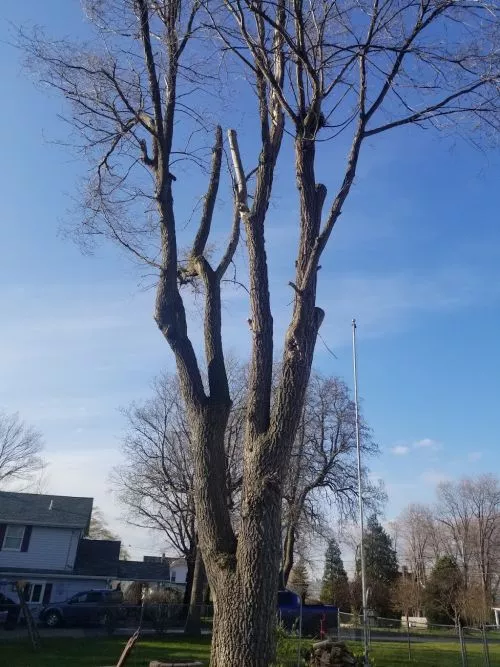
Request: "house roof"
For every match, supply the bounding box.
[143,555,185,567]
[0,492,93,530]
[72,540,172,581]
[117,560,171,583]
[0,566,109,580]
[74,539,121,576]
[1,558,172,584]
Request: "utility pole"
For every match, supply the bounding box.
[352,318,369,666]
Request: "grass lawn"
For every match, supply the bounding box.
[366,640,500,666]
[0,636,212,667]
[1,636,500,666]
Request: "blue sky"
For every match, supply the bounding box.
[1,1,499,562]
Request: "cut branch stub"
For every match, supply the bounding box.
[227,129,249,211]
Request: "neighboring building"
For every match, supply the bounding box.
[0,491,101,606]
[169,558,188,584]
[0,491,170,611]
[143,555,188,584]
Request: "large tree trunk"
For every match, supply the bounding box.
[282,524,296,588]
[184,545,206,636]
[209,485,282,667]
[182,546,196,606]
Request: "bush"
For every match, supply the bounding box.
[145,588,183,604]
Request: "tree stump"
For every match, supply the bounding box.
[308,640,363,666]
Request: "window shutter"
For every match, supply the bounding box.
[42,583,53,605]
[21,526,32,552]
[0,524,6,550]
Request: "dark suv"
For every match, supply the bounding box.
[39,589,123,627]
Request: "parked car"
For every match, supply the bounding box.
[39,589,124,628]
[0,593,20,630]
[278,590,337,637]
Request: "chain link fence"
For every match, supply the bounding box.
[2,603,500,665]
[337,610,500,666]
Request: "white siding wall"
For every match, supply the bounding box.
[171,562,188,584]
[0,526,82,570]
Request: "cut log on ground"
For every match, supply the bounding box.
[308,640,363,666]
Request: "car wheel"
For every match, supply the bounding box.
[44,610,62,628]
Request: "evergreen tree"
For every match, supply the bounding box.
[355,515,399,616]
[424,556,463,624]
[288,559,310,602]
[320,538,350,610]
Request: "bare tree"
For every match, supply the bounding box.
[22,0,499,661]
[287,558,310,602]
[112,369,244,603]
[437,476,500,600]
[282,373,382,586]
[112,375,198,580]
[398,475,500,612]
[395,503,437,586]
[392,571,425,620]
[0,410,44,488]
[464,475,500,599]
[88,506,131,559]
[436,480,476,589]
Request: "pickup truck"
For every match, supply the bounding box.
[39,589,124,628]
[278,590,337,637]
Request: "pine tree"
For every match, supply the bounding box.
[363,515,398,585]
[424,556,463,624]
[355,515,399,616]
[288,559,310,602]
[320,538,350,610]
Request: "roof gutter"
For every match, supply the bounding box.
[0,521,87,529]
[0,572,111,581]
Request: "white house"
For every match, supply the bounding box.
[169,558,188,584]
[142,555,188,591]
[0,491,105,605]
[0,491,171,609]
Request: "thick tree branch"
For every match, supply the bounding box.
[364,79,496,136]
[136,0,165,143]
[217,198,241,278]
[192,125,223,258]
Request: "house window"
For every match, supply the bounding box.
[23,582,50,604]
[170,571,176,582]
[30,584,43,604]
[2,525,25,551]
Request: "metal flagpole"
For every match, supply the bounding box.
[352,318,369,666]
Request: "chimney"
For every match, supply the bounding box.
[49,499,54,511]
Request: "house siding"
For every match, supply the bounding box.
[0,526,82,570]
[171,562,188,584]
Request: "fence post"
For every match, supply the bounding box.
[406,616,412,662]
[482,625,490,667]
[458,622,468,667]
[296,596,303,667]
